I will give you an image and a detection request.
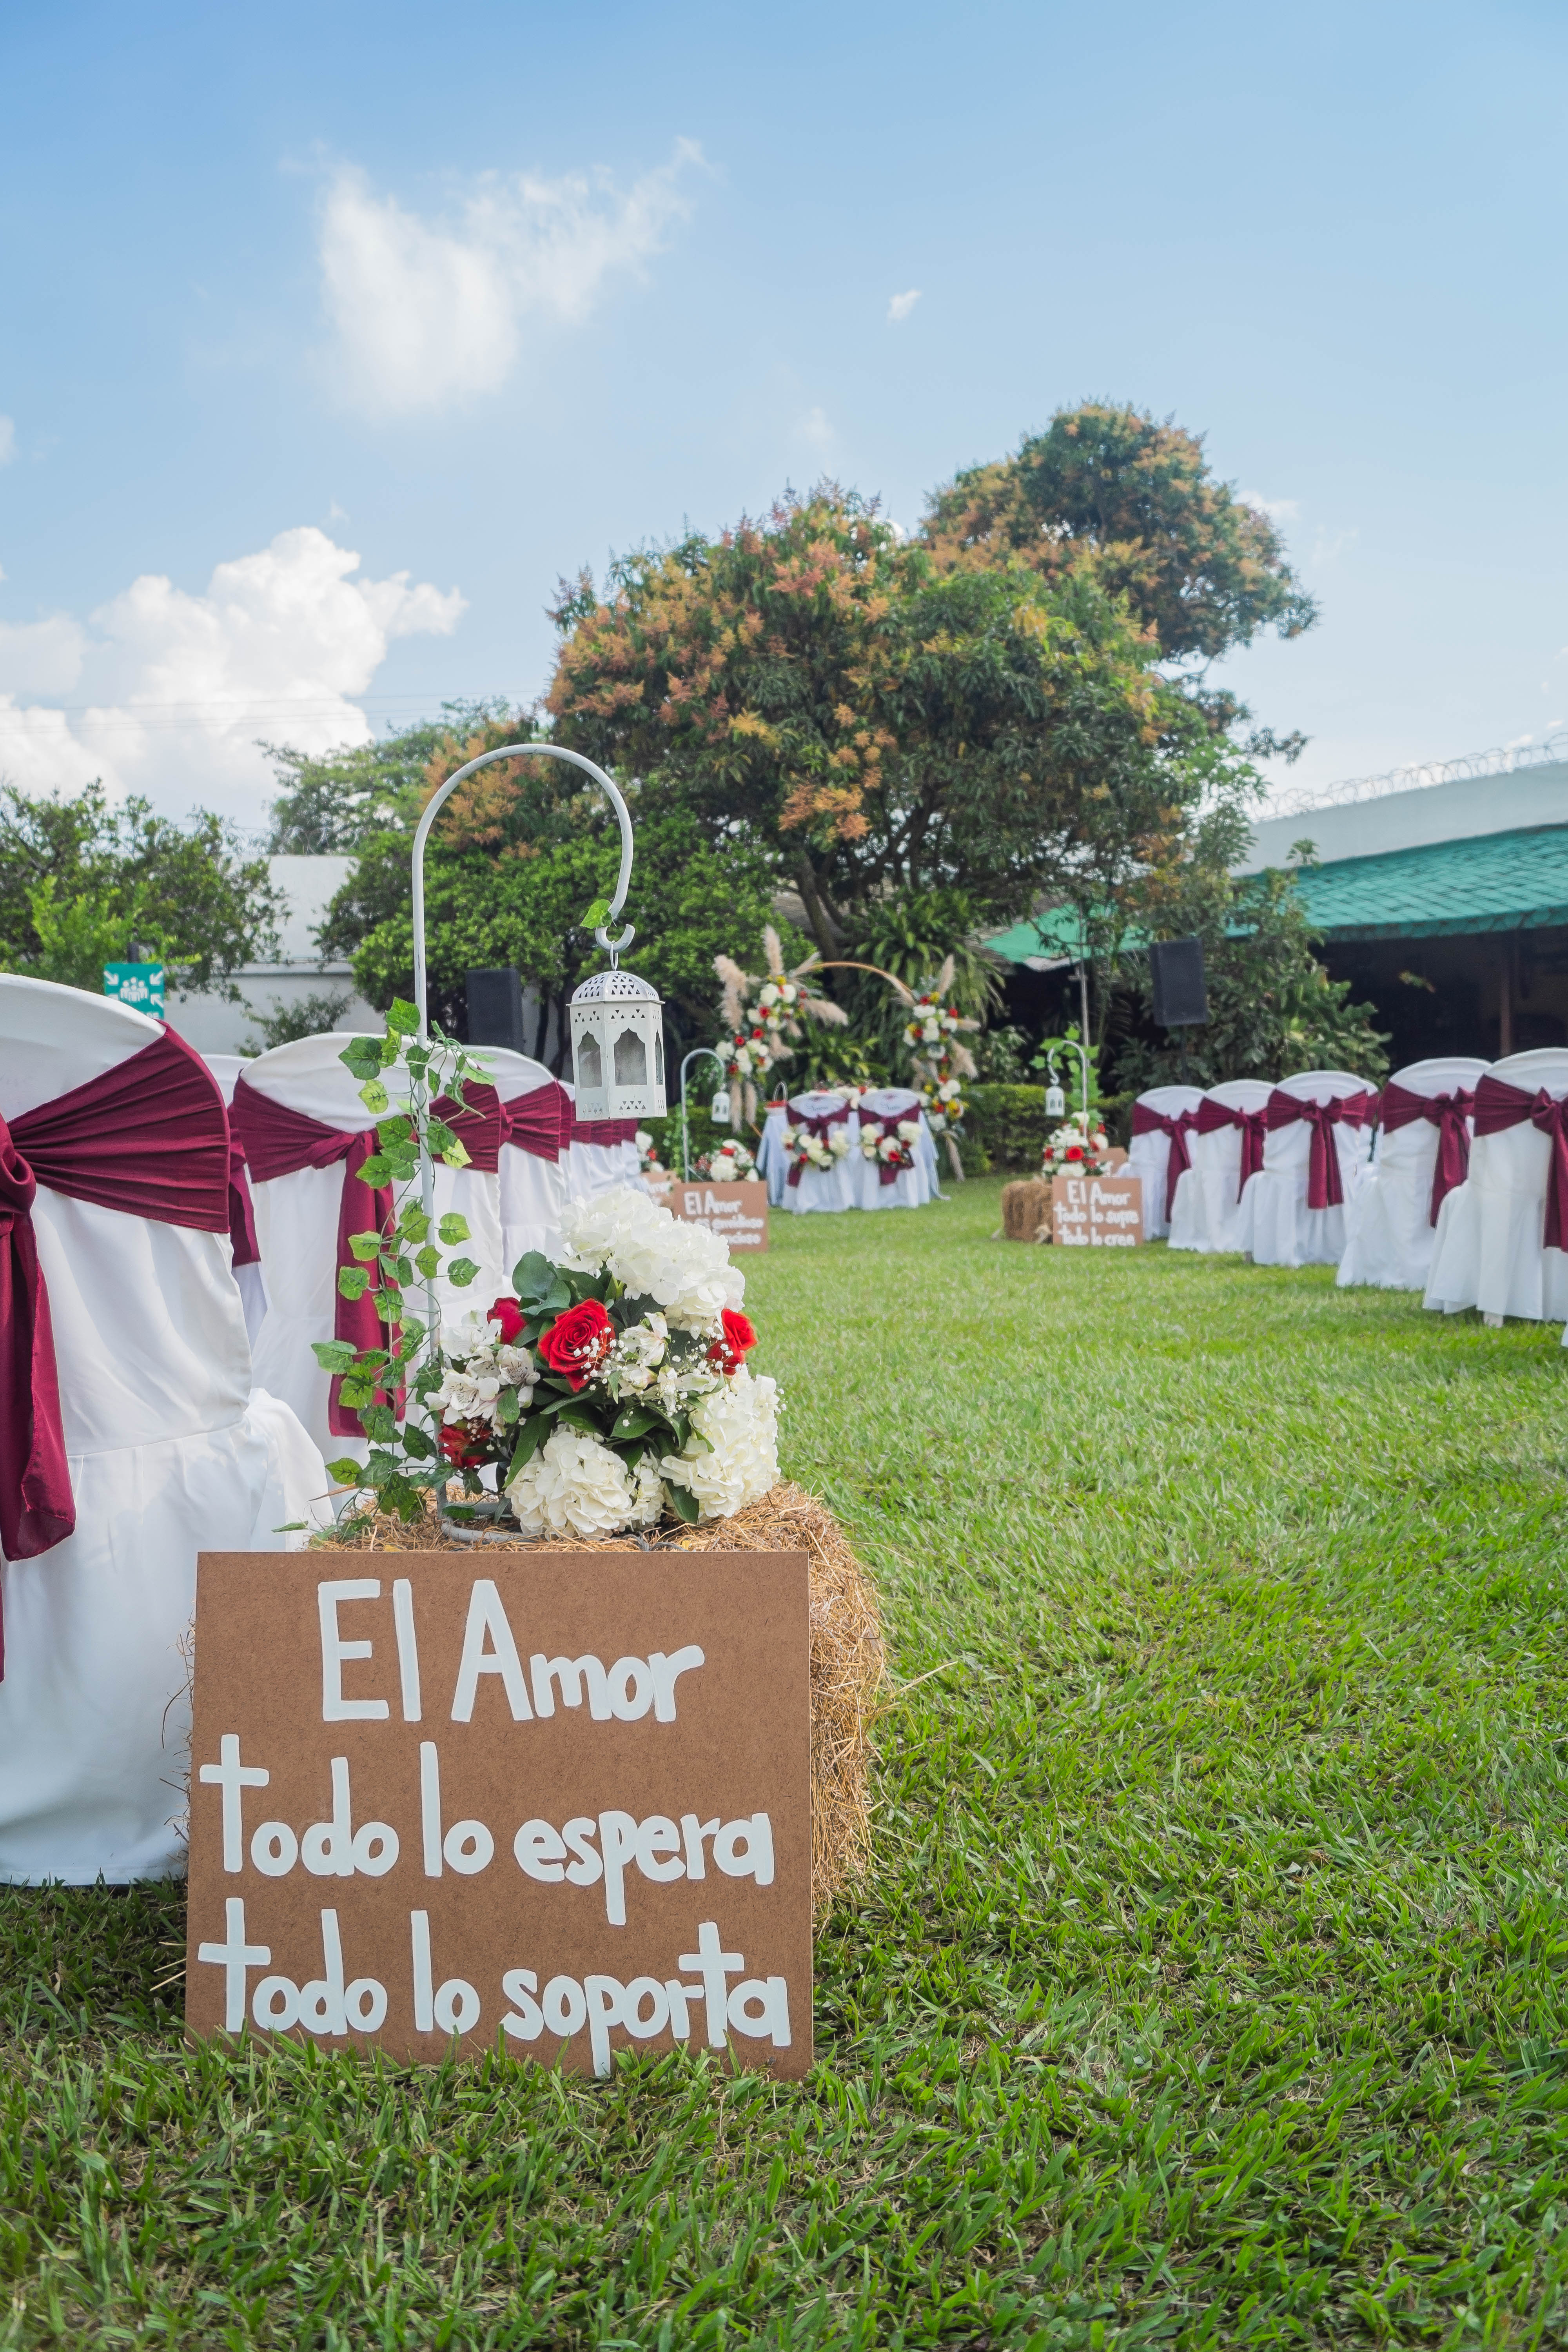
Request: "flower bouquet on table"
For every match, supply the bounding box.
[1041,1111,1112,1181]
[782,1119,852,1177]
[696,1138,756,1183]
[860,1118,919,1173]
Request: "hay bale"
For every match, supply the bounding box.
[320,1483,884,1916]
[1001,1176,1051,1241]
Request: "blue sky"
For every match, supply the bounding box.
[0,0,1563,830]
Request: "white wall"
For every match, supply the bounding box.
[1240,763,1568,873]
[169,853,380,1054]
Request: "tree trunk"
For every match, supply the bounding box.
[793,853,844,960]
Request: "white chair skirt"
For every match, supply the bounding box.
[1338,1128,1446,1291]
[1168,1156,1250,1254]
[1424,1163,1568,1324]
[500,1149,568,1276]
[248,1163,363,1463]
[1128,1133,1176,1240]
[1238,1130,1370,1270]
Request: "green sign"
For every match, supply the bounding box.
[103,961,165,1014]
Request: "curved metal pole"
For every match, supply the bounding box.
[679,1047,726,1180]
[412,740,635,1043]
[409,739,635,1356]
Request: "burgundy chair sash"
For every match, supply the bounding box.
[786,1105,849,1188]
[1380,1081,1475,1226]
[1472,1074,1568,1250]
[1263,1089,1377,1212]
[432,1084,501,1174]
[571,1114,640,1149]
[232,1077,396,1436]
[434,1080,572,1169]
[858,1111,916,1187]
[1194,1096,1270,1201]
[0,1027,230,1598]
[499,1083,564,1163]
[551,1083,575,1154]
[1131,1102,1198,1221]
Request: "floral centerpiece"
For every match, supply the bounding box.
[713,926,849,1127]
[316,1002,780,1539]
[696,1138,756,1183]
[860,1116,919,1173]
[1041,1111,1112,1180]
[782,1119,852,1178]
[920,1074,967,1136]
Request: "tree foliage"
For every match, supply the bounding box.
[920,401,1317,665]
[263,701,518,853]
[0,781,280,996]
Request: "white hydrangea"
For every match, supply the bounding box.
[559,1186,742,1330]
[660,1367,780,1521]
[505,1427,644,1538]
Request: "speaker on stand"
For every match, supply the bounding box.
[1148,937,1209,1082]
[466,967,526,1053]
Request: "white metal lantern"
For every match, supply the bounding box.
[1045,1082,1066,1119]
[568,967,667,1120]
[710,1087,731,1123]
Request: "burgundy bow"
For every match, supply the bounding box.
[860,1111,916,1187]
[431,1080,572,1171]
[0,1028,230,1630]
[1264,1089,1377,1211]
[1380,1081,1475,1226]
[1473,1074,1568,1249]
[1131,1102,1198,1221]
[500,1083,564,1163]
[232,1078,396,1435]
[227,1138,261,1268]
[1194,1096,1270,1201]
[572,1114,640,1149]
[432,1083,502,1174]
[786,1105,849,1187]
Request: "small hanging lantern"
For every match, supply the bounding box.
[710,1086,731,1123]
[569,967,667,1120]
[1045,1080,1066,1120]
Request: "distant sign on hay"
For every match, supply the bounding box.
[187,1545,813,2076]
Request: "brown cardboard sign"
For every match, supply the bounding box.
[668,1178,769,1251]
[1050,1171,1143,1247]
[185,1549,811,2076]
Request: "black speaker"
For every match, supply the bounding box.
[1149,936,1209,1028]
[466,967,526,1051]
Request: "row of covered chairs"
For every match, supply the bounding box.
[755,1088,941,1212]
[1134,1071,1379,1267]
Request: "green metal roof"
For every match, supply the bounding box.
[983,824,1568,962]
[1290,823,1568,940]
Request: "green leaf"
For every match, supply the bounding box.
[497,1385,521,1426]
[325,1456,368,1487]
[369,1287,402,1321]
[337,1266,371,1301]
[347,1230,383,1263]
[363,1448,400,1490]
[427,1119,456,1156]
[358,1077,391,1116]
[398,1201,430,1242]
[447,1255,479,1287]
[437,1212,470,1245]
[356,1154,393,1188]
[379,1114,414,1144]
[339,1040,381,1080]
[506,1419,548,1480]
[359,1404,398,1444]
[386,998,420,1036]
[511,1251,556,1301]
[311,1340,359,1373]
[611,1405,661,1440]
[400,1421,436,1460]
[581,895,612,928]
[337,1381,377,1411]
[668,1480,700,1525]
[377,1032,401,1068]
[415,1244,441,1280]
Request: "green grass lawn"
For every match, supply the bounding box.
[7,1180,1568,2348]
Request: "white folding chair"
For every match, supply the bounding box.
[1168,1079,1273,1254]
[1426,1047,1568,1325]
[780,1092,859,1214]
[1238,1071,1377,1269]
[854,1086,932,1210]
[1338,1058,1487,1291]
[203,1051,270,1345]
[1128,1085,1204,1241]
[0,977,326,1884]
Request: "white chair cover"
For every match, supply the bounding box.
[239,1033,395,1463]
[781,1093,860,1213]
[1425,1048,1568,1325]
[1128,1085,1205,1241]
[479,1047,568,1280]
[0,978,328,1885]
[1238,1070,1377,1269]
[1168,1079,1274,1254]
[757,1102,791,1205]
[855,1087,933,1210]
[1338,1058,1488,1292]
[203,1051,270,1346]
[561,1081,628,1202]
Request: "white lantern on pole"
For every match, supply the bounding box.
[568,967,667,1119]
[1045,1082,1066,1119]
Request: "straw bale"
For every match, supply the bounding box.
[319,1482,884,1915]
[1001,1176,1052,1241]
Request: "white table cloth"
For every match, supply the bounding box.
[854,1088,934,1210]
[0,978,327,1884]
[1338,1057,1487,1292]
[780,1093,860,1214]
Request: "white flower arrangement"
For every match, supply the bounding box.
[861,1118,920,1169]
[783,1122,852,1174]
[1041,1112,1112,1179]
[921,1076,966,1134]
[697,1139,757,1182]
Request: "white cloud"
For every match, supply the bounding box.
[797,405,835,453]
[887,289,921,323]
[1239,490,1299,522]
[318,142,702,418]
[0,525,465,820]
[0,417,15,466]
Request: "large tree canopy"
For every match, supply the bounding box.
[920,402,1317,666]
[0,781,280,996]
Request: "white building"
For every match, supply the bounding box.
[169,854,379,1055]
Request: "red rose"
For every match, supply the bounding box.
[537,1297,614,1390]
[708,1306,758,1375]
[487,1296,526,1344]
[439,1422,486,1468]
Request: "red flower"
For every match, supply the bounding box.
[487,1296,526,1344]
[1065,1145,1085,1161]
[708,1306,759,1375]
[537,1297,614,1390]
[439,1422,487,1468]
